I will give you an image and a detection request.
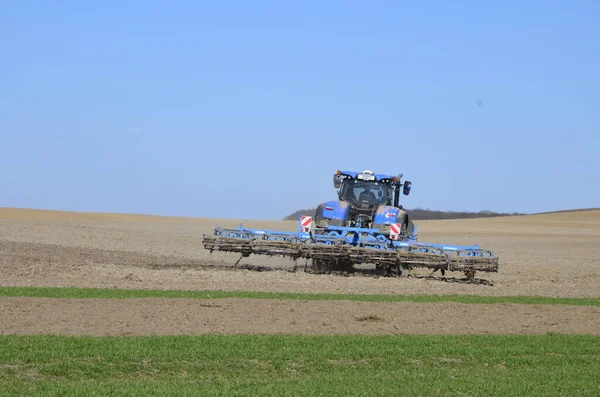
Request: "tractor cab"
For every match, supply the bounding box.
[334,170,411,210]
[339,178,390,209]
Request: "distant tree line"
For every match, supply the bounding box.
[283,207,522,221]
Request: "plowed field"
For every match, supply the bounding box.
[1,207,599,335]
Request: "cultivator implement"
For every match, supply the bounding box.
[202,216,499,277]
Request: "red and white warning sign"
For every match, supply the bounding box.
[389,223,401,240]
[300,216,313,233]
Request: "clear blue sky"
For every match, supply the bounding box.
[1,1,598,220]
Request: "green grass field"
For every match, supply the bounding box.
[1,334,599,396]
[1,286,599,306]
[3,287,599,395]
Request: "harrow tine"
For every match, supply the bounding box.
[234,255,244,267]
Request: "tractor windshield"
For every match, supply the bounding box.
[340,180,389,207]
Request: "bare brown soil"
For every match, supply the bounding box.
[1,207,599,336]
[2,297,599,336]
[2,207,599,297]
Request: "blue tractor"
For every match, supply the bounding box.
[203,170,499,278]
[315,169,414,237]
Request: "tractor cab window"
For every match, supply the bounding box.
[340,180,388,207]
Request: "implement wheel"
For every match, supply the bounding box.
[375,264,403,277]
[311,259,329,273]
[311,259,353,273]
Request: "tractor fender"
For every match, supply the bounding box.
[372,206,415,237]
[314,201,349,228]
[373,205,402,224]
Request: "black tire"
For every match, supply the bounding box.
[314,204,327,228]
[376,264,403,277]
[397,212,415,240]
[311,259,353,273]
[333,260,354,273]
[311,258,330,273]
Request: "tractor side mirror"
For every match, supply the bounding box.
[403,181,412,195]
[333,175,341,188]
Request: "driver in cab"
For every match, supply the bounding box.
[359,187,377,204]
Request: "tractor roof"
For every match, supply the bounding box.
[339,170,396,182]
